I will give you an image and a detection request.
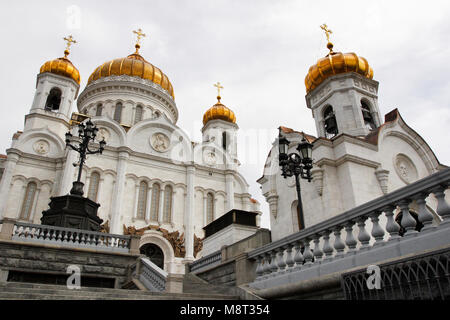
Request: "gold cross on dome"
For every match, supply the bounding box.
[133,28,146,46]
[214,82,224,97]
[63,35,77,57]
[320,24,332,43]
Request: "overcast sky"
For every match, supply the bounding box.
[1,0,449,229]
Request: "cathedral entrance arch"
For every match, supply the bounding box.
[139,230,175,272]
[140,243,164,269]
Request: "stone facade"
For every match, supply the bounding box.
[0,53,261,275]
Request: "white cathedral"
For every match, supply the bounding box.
[0,33,261,274]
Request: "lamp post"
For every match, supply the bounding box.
[278,127,313,230]
[65,119,106,196]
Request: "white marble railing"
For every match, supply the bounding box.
[248,168,450,289]
[189,250,222,273]
[10,222,131,253]
[138,257,167,292]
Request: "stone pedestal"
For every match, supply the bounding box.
[41,182,103,231]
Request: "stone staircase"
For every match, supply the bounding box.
[0,281,240,300]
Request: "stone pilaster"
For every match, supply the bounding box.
[110,150,129,234]
[58,148,78,196]
[225,172,235,212]
[184,165,195,259]
[0,151,20,219]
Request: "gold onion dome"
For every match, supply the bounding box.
[203,96,236,125]
[305,24,374,93]
[87,44,174,99]
[39,36,80,84]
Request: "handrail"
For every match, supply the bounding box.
[138,257,167,292]
[189,250,222,272]
[247,167,450,288]
[249,168,450,259]
[10,221,132,253]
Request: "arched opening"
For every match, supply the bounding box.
[323,105,338,138]
[45,88,62,111]
[87,172,100,201]
[222,131,227,150]
[163,185,173,223]
[395,210,424,236]
[206,192,214,224]
[96,104,103,116]
[134,105,143,124]
[114,102,123,123]
[20,182,37,220]
[291,200,300,232]
[140,243,164,269]
[150,183,160,221]
[137,181,149,220]
[361,100,376,130]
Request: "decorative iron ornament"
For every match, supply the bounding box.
[341,247,450,300]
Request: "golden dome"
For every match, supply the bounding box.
[87,50,174,99]
[203,96,236,125]
[305,50,373,93]
[40,53,80,85]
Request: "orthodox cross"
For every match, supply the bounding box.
[320,24,332,42]
[214,82,224,98]
[133,28,146,53]
[63,35,77,57]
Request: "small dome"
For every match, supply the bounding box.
[40,55,80,85]
[305,51,373,93]
[87,51,174,99]
[203,97,236,125]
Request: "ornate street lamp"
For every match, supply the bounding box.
[278,127,313,230]
[65,119,106,196]
[41,119,106,231]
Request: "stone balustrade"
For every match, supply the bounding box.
[0,220,138,254]
[189,250,222,273]
[248,168,450,290]
[137,257,167,292]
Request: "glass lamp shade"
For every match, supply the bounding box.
[65,132,72,144]
[298,138,313,161]
[278,136,290,164]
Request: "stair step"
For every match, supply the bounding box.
[0,282,238,300]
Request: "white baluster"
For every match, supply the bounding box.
[412,192,434,232]
[312,234,323,264]
[398,199,417,236]
[285,244,295,270]
[322,230,334,261]
[293,241,304,271]
[303,239,314,266]
[369,211,385,246]
[432,185,450,225]
[357,216,371,250]
[344,221,357,254]
[276,247,287,273]
[333,226,346,257]
[383,205,401,241]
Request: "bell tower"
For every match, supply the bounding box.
[201,82,238,168]
[26,36,80,136]
[305,25,382,138]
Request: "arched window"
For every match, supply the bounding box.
[150,183,160,221]
[96,104,103,116]
[87,172,100,201]
[134,105,143,124]
[361,100,376,130]
[163,185,173,223]
[140,243,164,269]
[114,102,122,122]
[323,105,338,138]
[20,182,37,220]
[137,181,148,220]
[222,132,227,150]
[45,88,62,111]
[206,193,214,224]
